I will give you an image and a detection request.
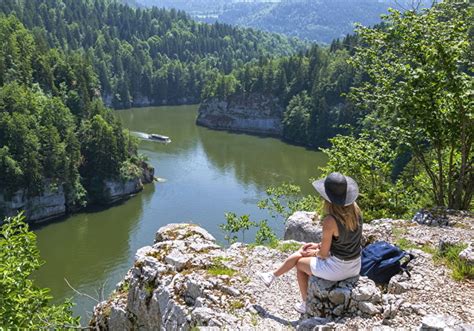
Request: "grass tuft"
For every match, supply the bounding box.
[206,257,237,277]
[433,243,474,281]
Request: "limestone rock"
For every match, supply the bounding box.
[419,314,462,330]
[91,213,474,330]
[306,276,383,318]
[297,317,330,330]
[388,274,412,294]
[0,181,66,223]
[284,211,321,242]
[104,178,142,203]
[197,93,284,136]
[459,242,474,265]
[155,223,216,243]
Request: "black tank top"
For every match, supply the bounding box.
[330,215,362,260]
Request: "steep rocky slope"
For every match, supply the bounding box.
[197,94,284,136]
[90,212,473,330]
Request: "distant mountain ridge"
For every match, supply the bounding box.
[125,0,433,43]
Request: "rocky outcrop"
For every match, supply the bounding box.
[91,213,474,330]
[197,94,284,136]
[306,276,383,318]
[104,162,155,204]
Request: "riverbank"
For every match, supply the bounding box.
[0,162,155,225]
[90,211,474,329]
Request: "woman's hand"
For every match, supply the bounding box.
[302,242,320,251]
[297,243,320,257]
[301,248,319,257]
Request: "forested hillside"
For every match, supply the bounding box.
[0,0,304,108]
[128,0,432,44]
[202,35,361,148]
[0,15,145,212]
[203,1,473,214]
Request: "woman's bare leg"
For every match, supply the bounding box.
[296,257,313,301]
[273,251,303,277]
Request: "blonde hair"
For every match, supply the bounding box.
[323,200,361,232]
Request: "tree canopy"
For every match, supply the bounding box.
[350,1,473,210]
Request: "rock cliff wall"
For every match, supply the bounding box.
[0,181,67,223]
[90,212,474,330]
[0,162,155,224]
[197,94,284,136]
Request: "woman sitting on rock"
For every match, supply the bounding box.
[257,172,362,313]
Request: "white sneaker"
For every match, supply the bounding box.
[257,272,275,287]
[294,301,306,314]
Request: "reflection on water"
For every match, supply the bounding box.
[33,105,327,322]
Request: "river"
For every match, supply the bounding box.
[33,105,327,322]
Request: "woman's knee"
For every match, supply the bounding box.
[296,257,313,275]
[289,251,303,261]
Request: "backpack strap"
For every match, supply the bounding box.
[400,253,415,278]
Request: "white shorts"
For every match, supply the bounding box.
[310,255,361,282]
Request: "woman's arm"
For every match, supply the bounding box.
[317,216,337,259]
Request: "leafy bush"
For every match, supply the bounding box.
[320,134,430,220]
[0,213,79,328]
[254,220,277,246]
[258,183,319,221]
[220,212,255,244]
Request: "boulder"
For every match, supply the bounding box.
[284,211,321,243]
[419,314,463,330]
[306,276,383,318]
[459,242,474,265]
[412,209,449,227]
[284,211,392,246]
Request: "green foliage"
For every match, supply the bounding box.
[0,83,85,201]
[350,2,473,210]
[395,238,436,255]
[258,183,319,221]
[267,240,301,253]
[0,213,79,328]
[320,134,430,219]
[220,212,256,244]
[282,91,312,144]
[434,243,474,281]
[254,220,277,246]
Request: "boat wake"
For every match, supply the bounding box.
[130,131,150,139]
[131,131,171,143]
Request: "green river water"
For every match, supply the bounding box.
[33,105,327,322]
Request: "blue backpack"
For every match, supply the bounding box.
[360,241,414,284]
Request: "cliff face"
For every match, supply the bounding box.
[197,94,284,136]
[0,162,155,224]
[90,213,474,330]
[0,181,67,223]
